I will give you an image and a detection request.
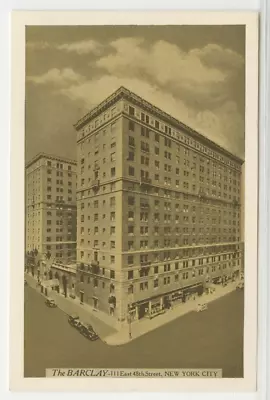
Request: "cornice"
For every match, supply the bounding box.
[26,152,77,169]
[74,86,244,165]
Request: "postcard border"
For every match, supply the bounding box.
[10,10,259,392]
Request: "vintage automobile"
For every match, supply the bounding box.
[236,281,244,290]
[79,323,99,341]
[45,298,57,308]
[68,314,81,328]
[196,303,208,312]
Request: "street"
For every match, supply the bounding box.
[24,285,244,378]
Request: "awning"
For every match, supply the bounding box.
[41,279,59,288]
[151,298,161,306]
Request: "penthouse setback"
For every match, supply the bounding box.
[74,87,244,322]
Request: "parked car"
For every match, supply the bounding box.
[197,303,208,312]
[68,314,81,328]
[45,298,57,308]
[79,323,99,341]
[236,282,244,290]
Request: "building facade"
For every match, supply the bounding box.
[74,87,244,322]
[25,153,77,267]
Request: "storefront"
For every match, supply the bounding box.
[182,283,204,301]
[171,290,184,305]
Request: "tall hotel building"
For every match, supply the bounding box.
[26,153,77,264]
[74,87,244,322]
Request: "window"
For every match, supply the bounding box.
[129,136,135,147]
[128,270,133,279]
[111,167,116,177]
[129,106,135,116]
[141,141,150,153]
[110,241,115,249]
[110,255,115,264]
[111,152,116,162]
[128,196,135,205]
[47,161,51,166]
[155,120,159,129]
[128,255,134,265]
[110,197,115,206]
[140,282,148,291]
[110,226,115,235]
[129,121,135,131]
[110,270,115,279]
[129,166,135,176]
[110,211,115,221]
[128,151,134,161]
[128,226,134,235]
[128,210,134,220]
[154,279,159,288]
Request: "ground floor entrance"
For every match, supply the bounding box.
[138,302,149,319]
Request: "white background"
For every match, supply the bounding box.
[0,1,268,400]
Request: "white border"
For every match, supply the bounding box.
[3,3,264,398]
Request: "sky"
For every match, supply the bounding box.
[25,25,245,162]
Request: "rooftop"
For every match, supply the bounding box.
[26,152,77,169]
[74,86,244,164]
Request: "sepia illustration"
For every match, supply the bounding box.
[24,24,247,380]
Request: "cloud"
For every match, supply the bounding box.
[191,44,244,72]
[57,39,102,55]
[26,39,103,55]
[26,41,50,50]
[27,68,85,86]
[26,37,244,157]
[94,39,244,111]
[58,73,244,157]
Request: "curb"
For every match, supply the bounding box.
[104,286,237,346]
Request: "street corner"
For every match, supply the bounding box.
[101,328,133,347]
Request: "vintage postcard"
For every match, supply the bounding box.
[10,11,258,392]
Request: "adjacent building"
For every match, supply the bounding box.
[25,153,77,269]
[74,87,244,322]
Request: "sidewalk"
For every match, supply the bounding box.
[25,272,240,346]
[24,273,118,341]
[104,281,239,346]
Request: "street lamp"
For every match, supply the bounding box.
[127,305,132,340]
